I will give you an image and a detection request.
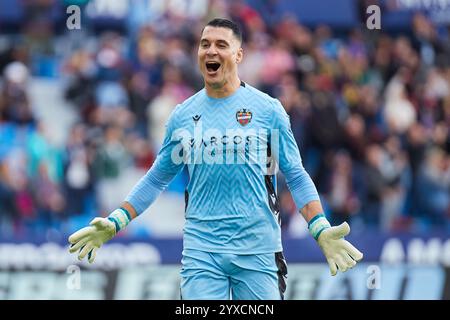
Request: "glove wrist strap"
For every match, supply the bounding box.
[308,213,331,240]
[107,208,131,232]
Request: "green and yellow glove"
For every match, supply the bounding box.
[68,208,131,263]
[309,214,363,276]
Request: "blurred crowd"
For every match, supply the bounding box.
[0,0,449,239]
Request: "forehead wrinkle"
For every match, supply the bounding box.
[200,36,230,44]
[201,27,238,45]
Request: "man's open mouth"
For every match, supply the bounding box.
[206,62,221,73]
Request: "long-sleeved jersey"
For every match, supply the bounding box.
[125,82,319,254]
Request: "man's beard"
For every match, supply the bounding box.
[207,78,227,89]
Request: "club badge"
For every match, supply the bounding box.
[236,108,252,126]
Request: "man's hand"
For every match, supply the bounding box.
[317,222,363,276]
[68,217,116,263]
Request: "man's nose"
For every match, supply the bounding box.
[206,45,217,56]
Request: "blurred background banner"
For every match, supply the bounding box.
[0,0,449,299]
[2,232,450,264]
[1,233,450,300]
[1,263,449,300]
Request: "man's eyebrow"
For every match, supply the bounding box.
[216,39,230,46]
[200,38,230,45]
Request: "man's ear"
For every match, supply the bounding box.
[236,47,243,64]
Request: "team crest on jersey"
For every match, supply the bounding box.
[236,108,252,126]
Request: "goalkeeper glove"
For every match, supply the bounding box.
[308,214,363,276]
[68,208,131,263]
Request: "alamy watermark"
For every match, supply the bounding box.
[366,5,381,30]
[168,123,280,175]
[66,5,82,30]
[66,264,81,290]
[367,265,381,290]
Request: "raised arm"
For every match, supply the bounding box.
[68,106,185,263]
[271,99,363,275]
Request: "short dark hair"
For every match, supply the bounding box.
[203,18,242,44]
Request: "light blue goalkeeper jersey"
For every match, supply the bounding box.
[125,82,319,254]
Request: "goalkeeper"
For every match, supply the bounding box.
[68,18,363,300]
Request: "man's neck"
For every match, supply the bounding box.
[205,77,241,99]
